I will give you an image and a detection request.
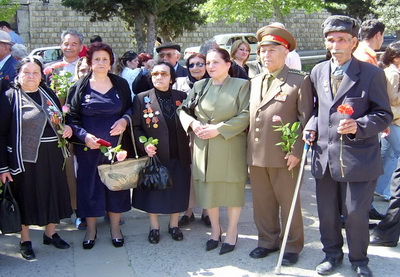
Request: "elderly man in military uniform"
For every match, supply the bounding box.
[247,25,313,265]
[303,16,392,277]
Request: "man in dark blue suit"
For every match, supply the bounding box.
[0,30,17,85]
[303,15,392,277]
[156,42,188,78]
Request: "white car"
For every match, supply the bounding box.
[28,46,62,64]
[184,33,258,60]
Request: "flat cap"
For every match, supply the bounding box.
[156,42,181,53]
[0,30,13,45]
[256,26,296,51]
[322,15,359,37]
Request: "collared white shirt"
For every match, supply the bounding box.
[0,54,11,69]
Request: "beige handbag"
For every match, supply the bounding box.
[98,116,148,191]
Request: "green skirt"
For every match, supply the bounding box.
[194,180,246,209]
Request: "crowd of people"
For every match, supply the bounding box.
[1,16,400,277]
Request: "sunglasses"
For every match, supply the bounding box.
[151,71,170,77]
[158,52,175,58]
[188,62,204,69]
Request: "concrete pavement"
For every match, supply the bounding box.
[1,163,399,277]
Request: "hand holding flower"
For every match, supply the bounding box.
[145,144,157,157]
[85,134,101,150]
[62,125,73,138]
[285,153,300,171]
[337,118,357,134]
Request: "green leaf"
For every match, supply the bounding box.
[99,146,108,153]
[139,136,147,143]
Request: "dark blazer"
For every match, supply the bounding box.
[305,57,393,182]
[175,63,188,78]
[132,88,191,167]
[0,55,18,83]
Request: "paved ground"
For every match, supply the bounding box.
[1,161,399,277]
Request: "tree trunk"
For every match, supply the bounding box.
[133,12,145,53]
[272,2,285,24]
[146,13,156,54]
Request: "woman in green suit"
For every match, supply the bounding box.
[178,48,250,255]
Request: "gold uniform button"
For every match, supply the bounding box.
[255,128,260,132]
[256,118,260,122]
[255,138,259,142]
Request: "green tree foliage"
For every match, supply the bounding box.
[61,0,206,53]
[324,0,373,21]
[0,0,19,21]
[372,0,400,35]
[200,0,323,24]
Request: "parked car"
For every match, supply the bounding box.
[184,33,258,60]
[380,35,397,51]
[28,46,62,64]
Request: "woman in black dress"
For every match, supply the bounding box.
[0,57,72,260]
[132,61,191,244]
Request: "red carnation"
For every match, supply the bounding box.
[337,104,354,116]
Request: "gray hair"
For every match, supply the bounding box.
[11,43,28,60]
[60,29,84,44]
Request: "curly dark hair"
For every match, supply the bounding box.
[379,41,400,69]
[86,42,114,67]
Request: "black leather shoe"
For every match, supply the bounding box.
[111,230,124,248]
[20,241,35,260]
[82,231,97,250]
[249,247,279,259]
[206,239,219,251]
[370,235,398,247]
[369,208,385,220]
[282,253,299,266]
[201,213,212,227]
[168,225,184,241]
[316,256,343,275]
[148,229,160,244]
[43,233,70,249]
[351,264,373,277]
[178,213,195,227]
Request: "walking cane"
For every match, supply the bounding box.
[275,143,310,274]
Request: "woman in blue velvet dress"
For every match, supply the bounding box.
[67,42,132,249]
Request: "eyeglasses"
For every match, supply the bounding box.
[158,52,176,59]
[188,62,204,69]
[151,71,170,77]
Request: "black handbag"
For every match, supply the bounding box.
[0,181,22,234]
[181,79,209,119]
[137,155,173,190]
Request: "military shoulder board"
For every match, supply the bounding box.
[288,68,307,76]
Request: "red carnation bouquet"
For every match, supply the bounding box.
[337,104,354,177]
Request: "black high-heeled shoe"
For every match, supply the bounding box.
[82,231,97,250]
[206,228,222,251]
[219,234,238,255]
[111,230,124,248]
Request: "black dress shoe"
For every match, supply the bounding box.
[111,230,124,248]
[168,225,184,241]
[249,247,279,259]
[206,239,219,251]
[20,241,36,260]
[369,208,385,220]
[316,256,343,275]
[178,213,195,227]
[148,229,160,244]
[282,253,299,266]
[352,264,373,277]
[43,233,70,249]
[219,235,238,255]
[201,213,212,227]
[82,231,97,250]
[370,235,398,247]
